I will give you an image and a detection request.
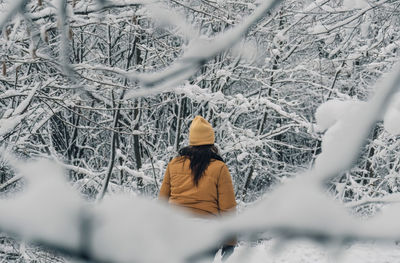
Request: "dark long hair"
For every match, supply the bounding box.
[178,145,224,186]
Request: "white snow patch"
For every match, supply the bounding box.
[218,240,400,263]
[342,0,369,10]
[2,108,13,118]
[216,0,226,6]
[308,22,326,34]
[384,108,400,135]
[0,159,82,249]
[144,3,197,40]
[237,152,248,162]
[175,83,226,105]
[383,93,400,135]
[384,43,398,55]
[247,3,256,10]
[360,21,370,38]
[231,178,362,238]
[315,99,364,131]
[216,69,232,78]
[91,195,221,263]
[0,114,26,137]
[348,52,362,60]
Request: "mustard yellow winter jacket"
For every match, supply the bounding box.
[159,156,237,217]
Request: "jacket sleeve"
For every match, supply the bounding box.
[159,164,171,200]
[217,164,237,214]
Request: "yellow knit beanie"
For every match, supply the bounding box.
[189,116,215,146]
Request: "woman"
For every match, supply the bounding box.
[159,115,236,261]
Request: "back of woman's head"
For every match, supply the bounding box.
[188,116,215,146]
[179,145,224,186]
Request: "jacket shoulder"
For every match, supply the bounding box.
[209,159,227,171]
[168,157,226,170]
[173,156,186,161]
[167,156,186,166]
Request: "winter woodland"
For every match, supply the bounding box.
[1,0,400,262]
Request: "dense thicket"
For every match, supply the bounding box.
[1,0,400,206]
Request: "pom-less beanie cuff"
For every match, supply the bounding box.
[189,116,215,146]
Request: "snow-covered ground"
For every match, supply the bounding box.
[216,240,400,263]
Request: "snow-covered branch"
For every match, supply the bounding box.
[311,62,400,182]
[3,157,400,263]
[122,0,283,95]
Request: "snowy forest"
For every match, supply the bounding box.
[1,0,400,262]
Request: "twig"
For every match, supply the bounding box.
[0,175,23,191]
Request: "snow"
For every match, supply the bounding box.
[216,69,232,78]
[234,40,258,63]
[29,7,56,20]
[366,203,400,239]
[0,113,27,138]
[2,108,13,118]
[174,83,225,105]
[0,157,231,262]
[247,3,256,10]
[0,0,27,30]
[117,165,154,183]
[144,3,198,40]
[124,0,283,95]
[312,62,400,180]
[4,149,400,262]
[342,0,369,10]
[216,0,227,6]
[219,241,400,263]
[0,90,20,100]
[325,1,383,34]
[237,152,249,162]
[314,101,370,177]
[385,43,399,55]
[271,48,280,57]
[1,0,400,262]
[91,195,222,263]
[360,21,370,38]
[0,85,40,138]
[384,106,400,135]
[315,100,364,132]
[230,177,362,239]
[308,22,326,34]
[12,84,38,116]
[40,25,48,43]
[347,53,362,60]
[275,30,288,43]
[0,159,82,249]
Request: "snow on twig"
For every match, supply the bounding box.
[345,193,400,209]
[12,84,39,116]
[0,84,39,139]
[0,156,223,263]
[123,0,283,97]
[0,175,23,191]
[71,0,281,97]
[0,0,28,31]
[4,157,400,263]
[310,0,391,35]
[144,2,199,41]
[73,0,146,15]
